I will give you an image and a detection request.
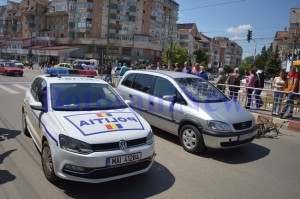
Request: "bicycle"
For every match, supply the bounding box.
[256,115,289,138]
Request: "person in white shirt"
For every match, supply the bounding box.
[272,69,286,116]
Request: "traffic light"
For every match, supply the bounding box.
[247,30,252,43]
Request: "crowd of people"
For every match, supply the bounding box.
[102,61,299,119]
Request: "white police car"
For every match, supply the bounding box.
[22,68,155,183]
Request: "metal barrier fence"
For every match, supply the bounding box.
[215,83,300,117]
[100,72,300,117]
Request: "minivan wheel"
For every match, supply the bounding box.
[179,125,205,154]
[42,141,58,182]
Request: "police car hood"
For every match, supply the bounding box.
[193,101,254,124]
[52,108,151,144]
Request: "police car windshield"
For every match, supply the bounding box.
[51,83,127,111]
[175,77,229,103]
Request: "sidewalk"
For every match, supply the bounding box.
[250,109,300,133]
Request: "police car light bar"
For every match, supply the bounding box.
[44,68,96,77]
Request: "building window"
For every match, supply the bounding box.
[122,47,131,56]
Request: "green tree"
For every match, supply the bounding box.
[162,44,189,69]
[224,65,234,74]
[264,45,282,79]
[240,58,252,76]
[193,49,208,66]
[255,45,273,70]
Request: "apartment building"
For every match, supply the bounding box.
[176,23,242,68]
[214,37,242,68]
[0,0,179,65]
[273,8,300,70]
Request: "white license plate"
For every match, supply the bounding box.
[107,153,141,167]
[238,132,253,141]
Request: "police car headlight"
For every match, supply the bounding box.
[207,121,231,132]
[146,130,154,145]
[59,134,93,154]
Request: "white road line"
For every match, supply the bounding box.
[12,84,29,91]
[0,85,20,94]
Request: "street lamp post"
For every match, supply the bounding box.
[291,10,299,67]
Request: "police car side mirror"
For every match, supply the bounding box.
[124,100,132,106]
[29,101,45,112]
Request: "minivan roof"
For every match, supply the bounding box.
[127,70,198,79]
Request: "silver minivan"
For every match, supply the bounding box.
[117,70,258,153]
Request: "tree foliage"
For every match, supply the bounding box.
[162,44,189,68]
[193,49,208,66]
[264,45,282,79]
[254,45,273,70]
[240,59,252,76]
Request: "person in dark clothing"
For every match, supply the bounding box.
[254,69,265,108]
[104,65,112,82]
[196,65,208,80]
[226,67,241,102]
[28,62,33,70]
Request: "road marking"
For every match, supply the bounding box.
[12,84,29,91]
[0,85,20,94]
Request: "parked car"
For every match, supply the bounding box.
[54,63,72,68]
[0,62,23,76]
[117,70,258,154]
[9,60,24,69]
[22,68,155,183]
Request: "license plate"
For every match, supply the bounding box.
[107,153,141,167]
[238,132,253,141]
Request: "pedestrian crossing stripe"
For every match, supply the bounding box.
[12,84,29,91]
[0,85,20,94]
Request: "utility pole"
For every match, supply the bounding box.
[106,0,111,65]
[291,10,299,67]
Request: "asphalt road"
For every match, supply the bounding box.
[1,70,300,199]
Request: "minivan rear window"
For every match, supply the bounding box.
[176,77,229,103]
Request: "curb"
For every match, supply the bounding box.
[251,112,300,133]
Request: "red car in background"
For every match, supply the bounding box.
[0,62,24,76]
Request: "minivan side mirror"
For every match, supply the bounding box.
[163,95,175,102]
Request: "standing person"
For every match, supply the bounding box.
[196,65,208,80]
[119,63,129,76]
[40,61,45,69]
[254,68,265,108]
[28,61,33,70]
[182,62,192,74]
[280,66,299,119]
[226,67,241,102]
[156,62,165,70]
[104,64,112,83]
[215,68,227,92]
[272,69,287,116]
[174,62,181,72]
[192,63,200,75]
[245,68,257,109]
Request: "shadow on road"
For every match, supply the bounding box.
[54,161,175,199]
[0,128,21,141]
[153,126,270,164]
[0,149,17,185]
[201,143,270,164]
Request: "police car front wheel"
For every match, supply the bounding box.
[42,141,58,182]
[22,111,30,136]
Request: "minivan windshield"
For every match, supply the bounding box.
[175,77,229,103]
[50,83,127,111]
